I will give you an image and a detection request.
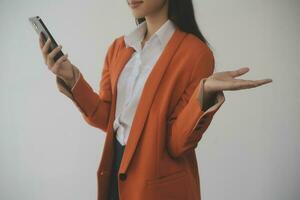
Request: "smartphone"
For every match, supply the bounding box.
[29,16,64,61]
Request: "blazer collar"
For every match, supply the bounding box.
[124,19,177,52]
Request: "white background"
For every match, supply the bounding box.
[0,0,299,199]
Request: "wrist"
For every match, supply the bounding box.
[199,79,217,110]
[64,66,79,89]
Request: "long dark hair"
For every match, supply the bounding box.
[135,0,211,48]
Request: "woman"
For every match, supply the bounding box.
[39,0,272,199]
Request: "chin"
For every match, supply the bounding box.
[132,12,146,19]
[129,5,148,18]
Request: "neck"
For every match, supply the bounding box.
[143,1,169,41]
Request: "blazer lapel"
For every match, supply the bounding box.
[110,46,135,97]
[109,28,187,175]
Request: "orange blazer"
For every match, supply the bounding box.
[56,27,225,200]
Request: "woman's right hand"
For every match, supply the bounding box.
[39,33,77,89]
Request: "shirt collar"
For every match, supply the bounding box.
[124,19,176,51]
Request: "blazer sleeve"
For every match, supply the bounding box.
[166,49,225,158]
[55,38,117,132]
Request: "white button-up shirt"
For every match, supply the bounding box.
[113,19,176,145]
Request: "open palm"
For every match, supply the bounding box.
[204,67,273,93]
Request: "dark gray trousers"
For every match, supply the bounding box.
[108,136,125,200]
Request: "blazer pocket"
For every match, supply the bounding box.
[145,170,192,200]
[146,170,187,186]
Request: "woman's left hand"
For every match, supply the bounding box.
[199,67,273,109]
[204,67,272,94]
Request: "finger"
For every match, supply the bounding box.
[230,67,250,78]
[42,38,52,64]
[252,78,273,87]
[42,38,51,55]
[235,78,272,86]
[39,33,46,47]
[39,34,44,49]
[48,45,62,60]
[229,78,272,90]
[39,32,45,41]
[51,54,68,72]
[55,53,68,66]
